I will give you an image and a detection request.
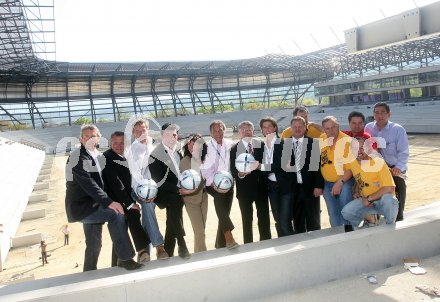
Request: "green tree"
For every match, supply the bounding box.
[74,116,93,125]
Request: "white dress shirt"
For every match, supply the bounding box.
[126,137,155,191]
[293,137,304,184]
[201,138,232,186]
[263,135,277,182]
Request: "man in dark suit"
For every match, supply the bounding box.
[272,116,324,235]
[230,121,271,244]
[289,117,324,233]
[65,124,141,271]
[148,123,193,259]
[102,131,151,265]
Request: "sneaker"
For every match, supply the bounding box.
[117,259,143,270]
[156,245,169,260]
[178,246,190,259]
[137,250,150,263]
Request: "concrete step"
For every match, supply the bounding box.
[11,233,42,248]
[32,183,49,192]
[22,209,46,221]
[28,194,48,203]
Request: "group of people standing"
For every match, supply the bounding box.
[65,101,408,271]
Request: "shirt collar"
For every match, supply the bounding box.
[292,137,304,144]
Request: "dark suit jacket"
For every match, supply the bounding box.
[230,138,267,200]
[65,145,112,222]
[148,143,182,209]
[102,148,135,209]
[273,136,324,195]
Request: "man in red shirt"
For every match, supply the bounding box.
[342,111,371,140]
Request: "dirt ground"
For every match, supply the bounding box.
[1,134,439,283]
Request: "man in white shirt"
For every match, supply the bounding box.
[201,120,239,249]
[126,119,168,260]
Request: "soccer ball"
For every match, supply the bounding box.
[180,169,202,190]
[235,153,256,173]
[136,179,158,200]
[213,171,234,191]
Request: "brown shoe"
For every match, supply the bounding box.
[156,245,169,260]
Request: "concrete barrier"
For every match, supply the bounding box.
[10,233,42,248]
[22,209,46,221]
[28,194,48,203]
[1,202,439,302]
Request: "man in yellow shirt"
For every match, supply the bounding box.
[341,137,399,228]
[281,106,323,139]
[320,116,355,230]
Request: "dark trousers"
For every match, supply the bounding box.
[237,195,271,244]
[111,208,151,267]
[293,184,321,233]
[82,206,135,271]
[164,201,186,257]
[83,223,103,271]
[41,252,48,265]
[64,234,69,245]
[267,181,282,237]
[207,186,234,249]
[393,176,406,221]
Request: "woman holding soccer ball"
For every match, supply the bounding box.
[179,133,208,253]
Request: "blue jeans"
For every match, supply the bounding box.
[131,191,164,247]
[323,179,354,227]
[279,192,295,236]
[141,201,165,247]
[341,193,399,228]
[81,206,135,271]
[267,182,282,237]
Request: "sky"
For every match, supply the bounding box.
[54,0,439,63]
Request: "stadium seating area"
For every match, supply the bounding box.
[0,101,439,154]
[0,138,45,270]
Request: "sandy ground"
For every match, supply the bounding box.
[1,134,439,284]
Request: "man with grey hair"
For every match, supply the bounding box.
[320,116,355,232]
[230,121,271,244]
[65,124,142,271]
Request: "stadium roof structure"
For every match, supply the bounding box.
[0,0,57,77]
[1,0,440,128]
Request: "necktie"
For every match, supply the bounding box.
[247,142,253,154]
[295,141,303,184]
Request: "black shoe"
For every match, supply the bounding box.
[344,224,354,232]
[178,246,190,259]
[117,259,143,270]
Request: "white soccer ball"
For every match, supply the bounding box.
[136,179,158,200]
[235,153,256,173]
[213,171,234,191]
[180,169,202,190]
